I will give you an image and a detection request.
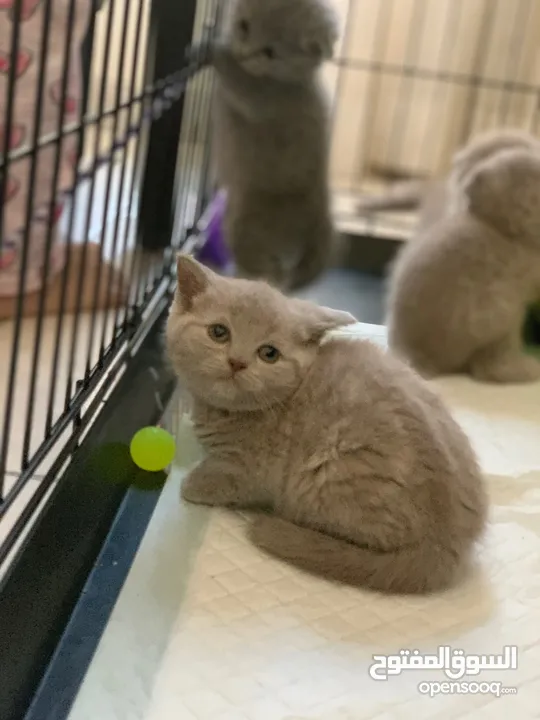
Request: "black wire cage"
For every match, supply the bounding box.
[1,0,540,717]
[0,0,219,717]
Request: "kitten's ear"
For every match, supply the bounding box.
[303,10,339,60]
[295,301,356,343]
[462,157,491,203]
[176,254,214,311]
[462,154,508,217]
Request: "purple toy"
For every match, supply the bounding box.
[194,190,234,274]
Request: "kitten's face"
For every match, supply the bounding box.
[166,257,354,412]
[226,0,338,82]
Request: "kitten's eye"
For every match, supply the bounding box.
[258,345,281,363]
[238,19,249,36]
[208,324,230,343]
[262,46,275,59]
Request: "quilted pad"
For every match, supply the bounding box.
[68,323,540,720]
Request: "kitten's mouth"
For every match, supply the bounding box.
[216,372,242,384]
[229,374,248,386]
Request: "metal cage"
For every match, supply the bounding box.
[0,0,218,717]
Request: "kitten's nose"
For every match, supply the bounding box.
[228,358,247,373]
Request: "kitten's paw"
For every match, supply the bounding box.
[181,464,260,508]
[470,353,540,383]
[181,465,235,506]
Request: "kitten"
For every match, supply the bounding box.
[166,255,487,595]
[193,0,339,291]
[357,128,540,233]
[387,148,540,383]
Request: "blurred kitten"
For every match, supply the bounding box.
[166,255,487,595]
[358,128,540,232]
[194,0,339,290]
[387,148,540,383]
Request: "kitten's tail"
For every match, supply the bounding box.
[250,516,461,594]
[357,180,426,214]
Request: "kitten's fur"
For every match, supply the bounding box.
[387,148,540,383]
[197,0,339,290]
[166,255,487,595]
[358,129,540,232]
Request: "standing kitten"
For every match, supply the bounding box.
[195,0,339,290]
[357,128,540,232]
[166,255,487,595]
[387,148,540,383]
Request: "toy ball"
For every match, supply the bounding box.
[130,427,176,472]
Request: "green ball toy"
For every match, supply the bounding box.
[130,427,176,472]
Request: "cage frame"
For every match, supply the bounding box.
[0,0,211,717]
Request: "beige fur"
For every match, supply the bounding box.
[358,128,540,233]
[166,256,487,595]
[387,148,540,382]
